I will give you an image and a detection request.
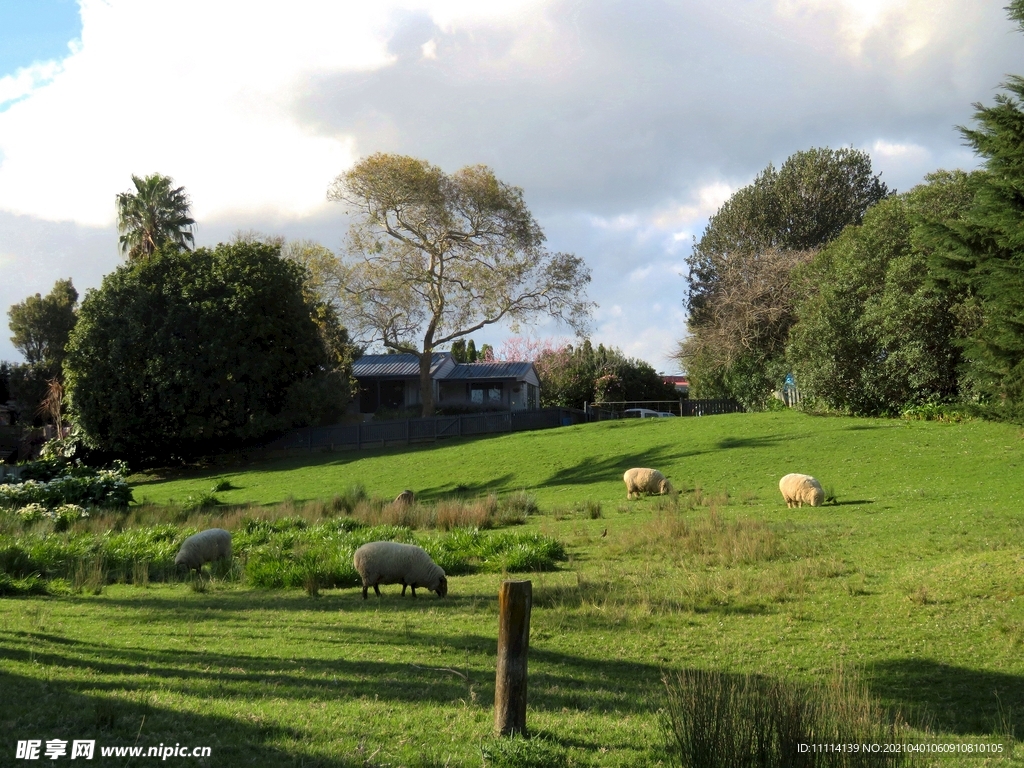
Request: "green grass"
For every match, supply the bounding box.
[1,411,1023,766]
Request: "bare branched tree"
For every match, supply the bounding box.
[675,248,816,371]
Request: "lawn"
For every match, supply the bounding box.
[2,410,1023,766]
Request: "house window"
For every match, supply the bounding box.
[470,383,502,405]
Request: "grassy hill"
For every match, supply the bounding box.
[2,411,1023,766]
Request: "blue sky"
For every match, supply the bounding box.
[0,0,80,78]
[0,1,1021,372]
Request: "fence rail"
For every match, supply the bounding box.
[263,399,744,455]
[681,399,745,416]
[262,407,589,454]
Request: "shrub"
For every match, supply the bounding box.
[662,667,912,768]
[181,492,219,512]
[0,463,132,510]
[17,504,48,525]
[52,504,89,532]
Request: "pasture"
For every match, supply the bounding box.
[2,410,1024,766]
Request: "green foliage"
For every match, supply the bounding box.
[64,242,348,459]
[787,186,966,415]
[922,58,1024,411]
[329,153,592,415]
[683,147,891,408]
[536,339,677,408]
[181,492,219,512]
[481,735,570,768]
[115,173,195,261]
[6,278,78,373]
[0,463,132,510]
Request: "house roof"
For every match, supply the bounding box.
[352,353,453,378]
[352,354,539,385]
[442,361,537,380]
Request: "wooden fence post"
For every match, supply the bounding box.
[494,580,532,736]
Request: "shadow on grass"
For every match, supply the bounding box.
[868,658,1024,737]
[831,500,875,506]
[0,665,376,767]
[538,445,696,489]
[0,618,667,720]
[411,473,517,501]
[715,433,811,450]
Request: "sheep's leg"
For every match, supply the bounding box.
[373,583,382,597]
[401,582,408,596]
[410,584,418,597]
[362,585,369,600]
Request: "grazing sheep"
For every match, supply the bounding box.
[623,467,675,499]
[394,489,415,506]
[353,541,447,599]
[779,473,824,508]
[174,528,232,573]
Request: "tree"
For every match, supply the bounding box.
[115,173,196,261]
[533,340,677,409]
[923,3,1024,412]
[328,153,592,416]
[680,146,891,407]
[64,242,352,459]
[7,278,78,374]
[786,175,971,415]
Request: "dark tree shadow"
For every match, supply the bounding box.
[716,433,810,450]
[868,658,1024,736]
[538,446,697,489]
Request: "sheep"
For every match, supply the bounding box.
[394,489,415,506]
[353,541,447,599]
[623,467,675,499]
[174,528,232,573]
[779,473,824,508]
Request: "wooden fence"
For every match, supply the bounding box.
[263,407,589,454]
[680,399,745,416]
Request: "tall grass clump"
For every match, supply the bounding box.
[624,510,784,566]
[662,668,915,768]
[345,494,531,530]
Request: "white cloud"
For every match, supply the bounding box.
[652,182,734,230]
[0,0,541,227]
[772,0,939,58]
[0,60,66,110]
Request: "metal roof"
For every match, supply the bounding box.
[352,353,452,378]
[442,361,537,380]
[352,354,538,383]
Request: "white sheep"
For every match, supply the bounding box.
[623,467,675,499]
[174,528,232,573]
[353,541,448,599]
[779,473,824,508]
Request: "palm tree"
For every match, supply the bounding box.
[115,173,196,260]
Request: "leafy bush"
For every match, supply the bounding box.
[0,461,132,510]
[181,492,219,512]
[17,504,48,525]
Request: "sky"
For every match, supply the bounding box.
[0,0,1021,373]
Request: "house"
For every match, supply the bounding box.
[352,352,541,414]
[662,375,690,397]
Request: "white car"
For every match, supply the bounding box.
[623,408,674,418]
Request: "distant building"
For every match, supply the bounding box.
[662,375,689,397]
[352,352,541,414]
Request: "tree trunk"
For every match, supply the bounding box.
[419,350,435,417]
